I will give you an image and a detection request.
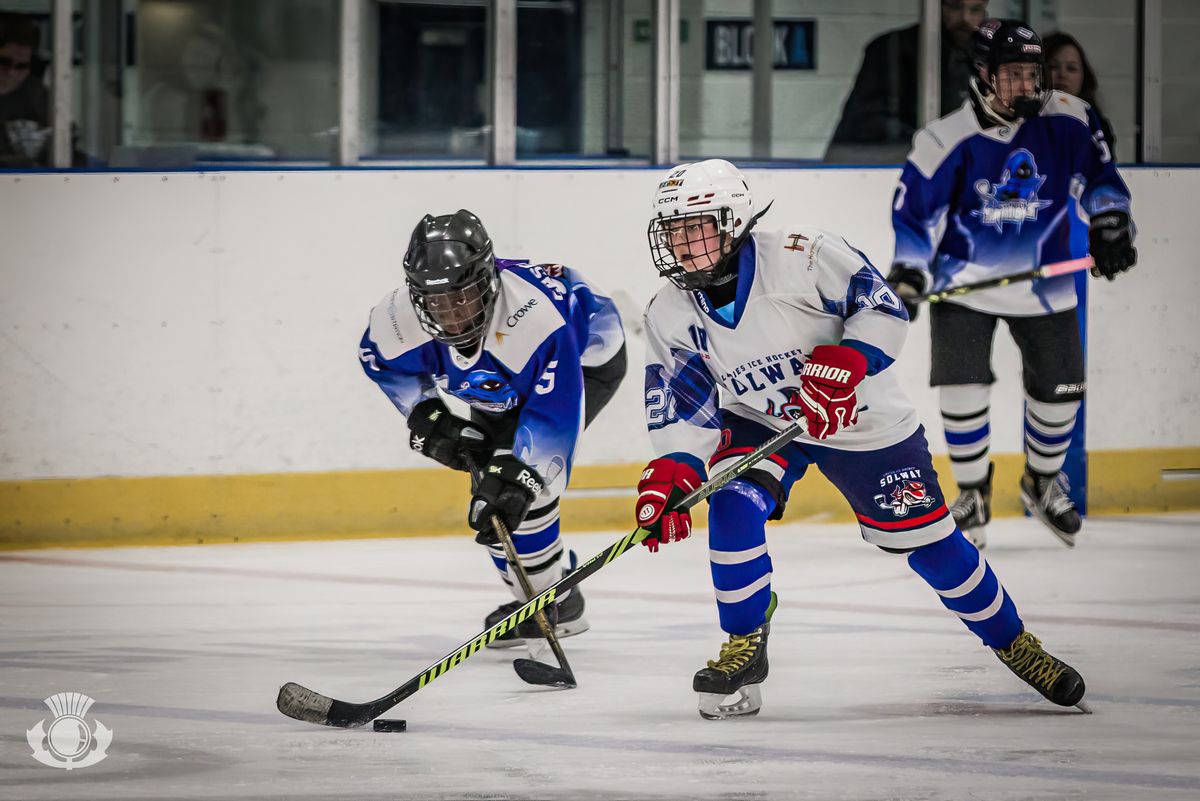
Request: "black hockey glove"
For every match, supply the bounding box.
[886,264,928,322]
[468,454,544,543]
[407,397,492,473]
[1088,210,1137,280]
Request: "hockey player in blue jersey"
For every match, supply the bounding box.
[886,19,1137,549]
[633,158,1088,719]
[359,210,626,650]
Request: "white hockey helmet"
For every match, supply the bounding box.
[647,159,757,290]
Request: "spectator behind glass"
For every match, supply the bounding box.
[826,0,988,164]
[1044,31,1117,160]
[0,12,50,168]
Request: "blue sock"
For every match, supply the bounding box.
[907,529,1022,649]
[708,480,775,635]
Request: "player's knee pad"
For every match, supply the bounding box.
[708,480,775,550]
[906,528,979,588]
[939,383,991,415]
[1025,395,1080,425]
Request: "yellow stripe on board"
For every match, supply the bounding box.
[1,449,1197,551]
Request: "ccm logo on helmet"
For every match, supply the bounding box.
[657,195,679,204]
[506,297,538,327]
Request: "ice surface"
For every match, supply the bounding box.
[2,514,1198,800]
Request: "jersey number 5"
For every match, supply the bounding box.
[535,360,558,395]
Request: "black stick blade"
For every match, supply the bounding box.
[513,658,577,689]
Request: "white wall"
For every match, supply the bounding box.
[1,167,1197,481]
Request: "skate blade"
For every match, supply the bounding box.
[697,684,763,720]
[1020,492,1078,548]
[1075,698,1093,714]
[484,617,591,650]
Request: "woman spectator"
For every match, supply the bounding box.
[1044,32,1117,159]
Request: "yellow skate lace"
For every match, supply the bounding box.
[996,632,1064,690]
[706,632,759,674]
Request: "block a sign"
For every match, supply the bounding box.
[706,19,816,70]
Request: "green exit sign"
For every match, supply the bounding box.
[634,19,689,43]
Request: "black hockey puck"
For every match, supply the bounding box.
[373,718,407,732]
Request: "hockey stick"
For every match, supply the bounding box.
[463,454,577,689]
[915,256,1094,304]
[276,419,806,728]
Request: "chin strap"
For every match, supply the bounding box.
[711,200,775,282]
[970,79,1015,126]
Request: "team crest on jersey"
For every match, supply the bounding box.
[972,148,1053,232]
[763,387,807,421]
[873,467,936,517]
[456,371,518,412]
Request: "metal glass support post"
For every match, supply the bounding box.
[605,0,625,154]
[1138,0,1162,163]
[50,0,72,168]
[337,0,363,166]
[651,0,680,165]
[489,0,517,165]
[918,0,940,129]
[751,0,772,159]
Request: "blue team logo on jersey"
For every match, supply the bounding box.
[455,371,519,412]
[972,148,1053,232]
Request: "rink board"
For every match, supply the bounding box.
[2,447,1197,550]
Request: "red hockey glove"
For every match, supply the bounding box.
[635,457,702,553]
[797,345,869,440]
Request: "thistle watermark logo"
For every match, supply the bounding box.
[26,692,113,770]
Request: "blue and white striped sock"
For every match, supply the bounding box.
[483,501,566,601]
[708,480,775,636]
[1024,395,1080,476]
[907,529,1022,649]
[940,384,992,487]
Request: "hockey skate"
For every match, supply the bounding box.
[1020,469,1082,547]
[693,593,776,720]
[950,464,993,549]
[993,629,1089,712]
[483,587,589,649]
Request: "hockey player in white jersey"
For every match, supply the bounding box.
[886,19,1137,548]
[635,159,1088,719]
[359,210,626,651]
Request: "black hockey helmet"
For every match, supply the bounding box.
[971,19,1047,120]
[403,209,499,349]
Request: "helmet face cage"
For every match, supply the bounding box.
[408,267,499,348]
[647,209,734,290]
[973,20,1047,120]
[991,62,1045,118]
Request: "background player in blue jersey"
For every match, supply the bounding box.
[886,19,1137,549]
[359,210,626,650]
[633,159,1087,719]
